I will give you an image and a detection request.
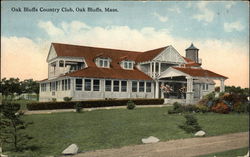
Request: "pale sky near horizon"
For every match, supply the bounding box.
[1,1,249,88]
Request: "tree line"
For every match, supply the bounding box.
[0,78,39,96]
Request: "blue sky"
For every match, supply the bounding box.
[2,1,249,42]
[1,1,249,87]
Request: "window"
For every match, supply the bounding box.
[105,80,112,91]
[50,82,56,91]
[56,81,58,91]
[121,81,127,92]
[132,81,137,92]
[65,79,68,90]
[123,61,133,69]
[85,79,91,91]
[202,84,209,91]
[75,79,82,91]
[98,58,109,68]
[146,82,151,92]
[113,80,119,92]
[68,79,71,90]
[139,82,145,92]
[41,83,46,92]
[62,80,65,91]
[59,60,64,67]
[93,80,100,91]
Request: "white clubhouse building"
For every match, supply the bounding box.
[39,43,227,104]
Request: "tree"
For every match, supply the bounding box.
[0,78,22,97]
[20,79,39,95]
[0,101,33,151]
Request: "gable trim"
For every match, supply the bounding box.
[153,45,187,64]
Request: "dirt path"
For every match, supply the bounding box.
[24,105,168,115]
[74,132,249,157]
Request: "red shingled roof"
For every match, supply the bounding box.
[173,67,228,79]
[52,43,168,65]
[136,46,168,62]
[65,67,153,80]
[52,43,141,69]
[182,57,201,67]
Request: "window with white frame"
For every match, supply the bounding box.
[93,79,100,91]
[50,82,56,91]
[105,80,112,91]
[59,60,64,67]
[202,84,209,91]
[65,79,68,90]
[75,79,82,91]
[121,81,127,92]
[56,81,58,91]
[139,82,145,92]
[132,81,137,92]
[85,79,91,91]
[68,79,71,90]
[146,82,151,92]
[113,80,119,92]
[123,61,133,70]
[62,80,65,91]
[98,58,110,68]
[41,83,47,92]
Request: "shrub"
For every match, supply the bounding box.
[179,114,202,133]
[74,102,82,113]
[195,104,209,113]
[52,98,56,102]
[211,102,230,114]
[233,102,249,113]
[63,97,72,102]
[168,102,198,114]
[184,105,198,112]
[27,98,164,110]
[127,100,136,110]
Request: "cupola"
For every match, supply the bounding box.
[185,43,199,63]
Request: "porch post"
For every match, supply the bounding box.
[155,80,159,98]
[220,79,225,92]
[186,76,194,104]
[153,61,156,78]
[150,62,152,77]
[159,62,161,76]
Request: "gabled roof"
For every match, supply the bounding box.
[64,67,153,80]
[173,67,228,79]
[52,43,141,69]
[135,46,168,62]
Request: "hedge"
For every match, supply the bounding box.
[26,98,164,110]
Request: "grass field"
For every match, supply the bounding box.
[198,147,249,157]
[3,107,249,157]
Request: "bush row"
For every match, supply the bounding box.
[26,98,164,110]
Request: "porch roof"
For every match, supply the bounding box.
[160,67,228,80]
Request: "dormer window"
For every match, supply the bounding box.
[122,60,134,70]
[96,58,111,68]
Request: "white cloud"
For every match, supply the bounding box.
[1,20,249,88]
[225,2,236,9]
[38,21,64,36]
[168,7,181,14]
[224,21,245,32]
[192,2,215,23]
[1,36,48,81]
[153,12,168,22]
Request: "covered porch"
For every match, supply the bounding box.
[156,67,228,104]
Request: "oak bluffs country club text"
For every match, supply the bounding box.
[11,7,119,13]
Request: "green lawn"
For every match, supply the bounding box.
[198,147,249,157]
[3,107,249,157]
